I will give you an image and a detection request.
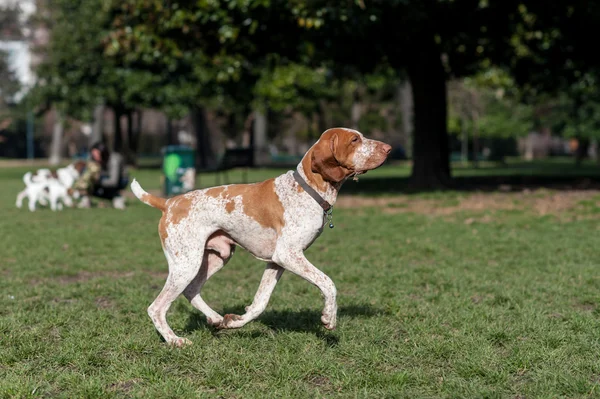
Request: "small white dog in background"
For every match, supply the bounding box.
[16,161,86,211]
[16,171,48,211]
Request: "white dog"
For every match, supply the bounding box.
[16,171,50,211]
[16,162,85,211]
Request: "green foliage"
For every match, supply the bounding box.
[32,0,170,119]
[32,0,600,183]
[253,62,333,112]
[478,95,534,138]
[449,68,534,140]
[506,2,600,94]
[357,110,387,133]
[548,73,600,139]
[33,0,109,118]
[105,0,303,112]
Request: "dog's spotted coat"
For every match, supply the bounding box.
[132,128,392,346]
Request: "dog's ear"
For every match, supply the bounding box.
[311,132,347,183]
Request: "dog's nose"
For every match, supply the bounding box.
[382,144,392,154]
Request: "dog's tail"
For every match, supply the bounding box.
[23,172,33,186]
[131,178,167,212]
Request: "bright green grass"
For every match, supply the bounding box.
[1,163,600,398]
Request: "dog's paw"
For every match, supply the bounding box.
[168,337,192,347]
[217,314,243,329]
[321,313,337,330]
[206,316,224,327]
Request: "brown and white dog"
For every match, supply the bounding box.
[131,128,391,346]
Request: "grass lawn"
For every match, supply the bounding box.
[2,161,600,398]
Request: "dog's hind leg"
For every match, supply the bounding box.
[183,231,235,326]
[148,237,208,346]
[49,192,59,211]
[183,251,229,326]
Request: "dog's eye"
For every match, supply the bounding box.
[352,136,359,143]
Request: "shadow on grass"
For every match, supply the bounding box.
[183,303,388,345]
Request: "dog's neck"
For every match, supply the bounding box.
[296,160,344,208]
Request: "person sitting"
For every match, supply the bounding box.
[75,142,128,209]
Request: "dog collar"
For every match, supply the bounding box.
[293,170,335,229]
[293,170,331,212]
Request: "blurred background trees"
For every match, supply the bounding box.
[2,0,600,186]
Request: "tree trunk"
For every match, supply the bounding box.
[166,118,174,146]
[398,80,413,158]
[242,110,254,148]
[131,109,142,163]
[351,90,362,130]
[575,137,590,167]
[524,133,534,161]
[471,110,480,168]
[136,109,143,144]
[125,111,137,166]
[590,138,598,162]
[406,40,451,188]
[253,108,269,166]
[49,111,64,166]
[90,103,104,147]
[113,107,123,153]
[318,99,331,134]
[26,111,34,160]
[224,113,236,146]
[190,105,217,169]
[460,118,468,165]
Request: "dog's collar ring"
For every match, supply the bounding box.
[326,207,334,229]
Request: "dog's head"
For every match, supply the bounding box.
[306,128,391,186]
[57,161,86,187]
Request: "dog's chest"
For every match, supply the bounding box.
[275,174,327,249]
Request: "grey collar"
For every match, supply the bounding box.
[293,170,332,212]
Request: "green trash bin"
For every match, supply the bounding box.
[162,145,196,196]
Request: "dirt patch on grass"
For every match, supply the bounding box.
[108,378,143,394]
[95,296,115,309]
[305,374,333,391]
[574,301,597,312]
[335,189,600,217]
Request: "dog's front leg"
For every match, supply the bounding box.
[28,194,38,212]
[219,262,284,329]
[15,190,27,209]
[273,249,337,330]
